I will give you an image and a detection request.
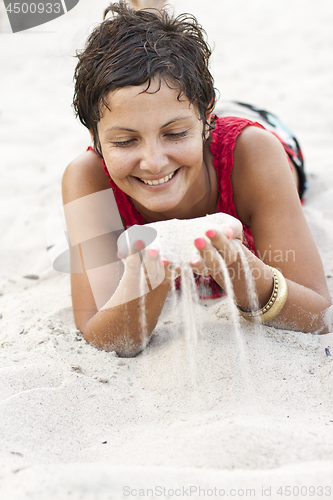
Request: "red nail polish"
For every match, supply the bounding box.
[148,248,159,257]
[160,259,169,266]
[206,229,216,239]
[227,228,234,239]
[191,258,201,266]
[134,240,145,251]
[194,238,206,249]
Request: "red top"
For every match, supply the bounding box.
[209,116,263,254]
[88,116,267,298]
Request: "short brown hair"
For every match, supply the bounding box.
[73,1,216,157]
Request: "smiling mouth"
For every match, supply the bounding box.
[137,169,179,186]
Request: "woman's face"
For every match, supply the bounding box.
[97,79,208,217]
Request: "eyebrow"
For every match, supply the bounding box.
[161,116,193,128]
[105,116,193,134]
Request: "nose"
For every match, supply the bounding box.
[139,140,169,174]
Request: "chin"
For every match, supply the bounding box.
[142,198,181,214]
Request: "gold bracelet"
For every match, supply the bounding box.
[237,266,288,323]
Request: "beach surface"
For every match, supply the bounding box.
[0,0,333,498]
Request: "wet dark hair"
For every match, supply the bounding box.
[73,1,216,157]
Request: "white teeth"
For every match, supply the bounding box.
[140,170,176,185]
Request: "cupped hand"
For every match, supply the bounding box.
[118,239,180,287]
[190,221,243,278]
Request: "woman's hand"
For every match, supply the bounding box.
[190,221,243,278]
[118,238,179,289]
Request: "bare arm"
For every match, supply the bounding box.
[193,127,332,333]
[62,151,171,356]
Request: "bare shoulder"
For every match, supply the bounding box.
[234,123,279,149]
[231,124,330,299]
[62,150,110,203]
[232,125,296,225]
[233,124,290,181]
[62,151,123,331]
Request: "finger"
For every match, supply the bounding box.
[226,219,243,241]
[195,233,238,270]
[192,240,219,276]
[204,231,225,252]
[144,247,160,275]
[118,238,145,260]
[144,247,177,285]
[144,245,160,269]
[122,240,152,275]
[147,248,159,258]
[189,255,209,276]
[134,239,145,251]
[193,238,218,275]
[205,229,238,261]
[140,247,166,287]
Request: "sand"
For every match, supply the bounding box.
[0,0,333,498]
[121,213,237,264]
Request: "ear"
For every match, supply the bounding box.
[204,98,215,140]
[204,110,213,141]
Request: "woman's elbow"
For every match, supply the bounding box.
[81,324,151,357]
[316,302,333,334]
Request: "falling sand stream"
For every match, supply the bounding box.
[125,214,262,392]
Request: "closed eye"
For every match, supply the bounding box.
[113,139,136,147]
[166,131,188,140]
[113,131,188,146]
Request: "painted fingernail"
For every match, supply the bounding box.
[134,239,145,251]
[190,258,201,266]
[227,227,234,239]
[148,248,159,257]
[206,229,216,239]
[159,259,169,266]
[194,237,206,249]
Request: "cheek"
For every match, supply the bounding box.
[173,138,203,165]
[183,145,203,170]
[103,151,135,180]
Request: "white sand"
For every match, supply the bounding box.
[1,0,333,498]
[122,213,236,264]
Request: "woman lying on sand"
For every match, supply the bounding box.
[62,1,332,356]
